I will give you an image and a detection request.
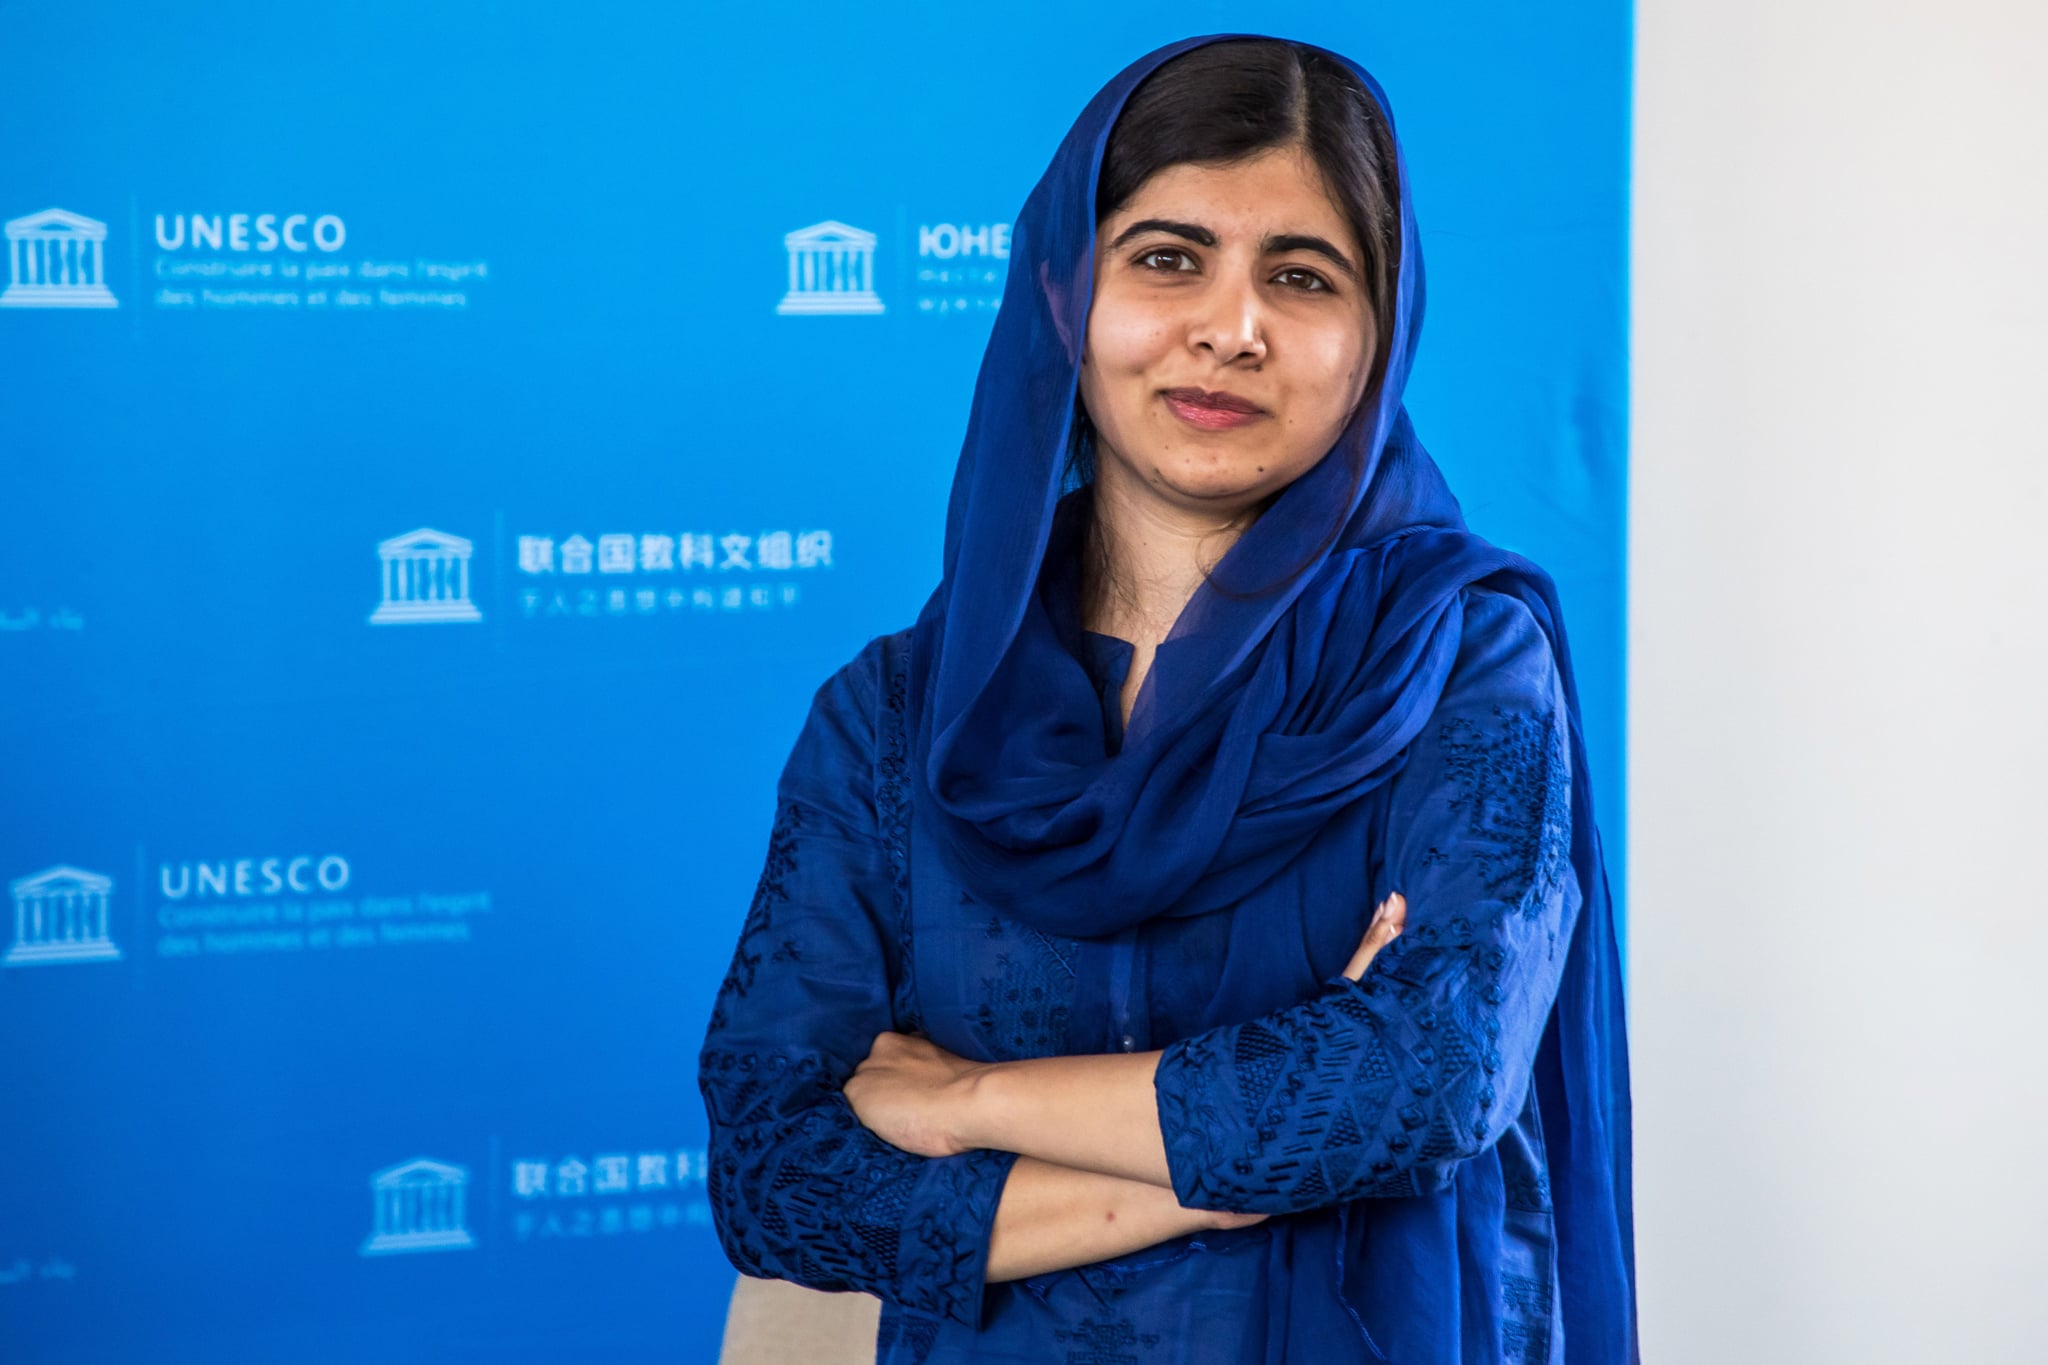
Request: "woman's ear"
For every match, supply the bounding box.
[1039,257,1084,364]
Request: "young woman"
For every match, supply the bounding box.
[699,33,1637,1363]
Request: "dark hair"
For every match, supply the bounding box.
[1067,39,1404,610]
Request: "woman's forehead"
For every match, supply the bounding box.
[1100,148,1355,245]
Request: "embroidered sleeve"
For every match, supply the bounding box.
[1152,588,1581,1215]
[697,638,1018,1327]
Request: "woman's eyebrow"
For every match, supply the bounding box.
[1262,233,1359,280]
[1105,219,1358,281]
[1105,218,1216,250]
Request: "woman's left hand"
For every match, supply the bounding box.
[845,1030,990,1158]
[1342,892,1407,981]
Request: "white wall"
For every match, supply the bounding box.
[1630,1,2048,1360]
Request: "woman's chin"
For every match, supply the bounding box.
[1144,460,1290,512]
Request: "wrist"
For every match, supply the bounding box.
[947,1060,1006,1155]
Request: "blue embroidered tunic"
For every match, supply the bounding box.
[698,584,1578,1364]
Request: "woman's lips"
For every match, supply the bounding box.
[1162,387,1266,431]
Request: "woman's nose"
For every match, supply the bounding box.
[1186,271,1268,365]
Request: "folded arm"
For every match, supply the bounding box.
[850,590,1581,1217]
[850,897,1404,1191]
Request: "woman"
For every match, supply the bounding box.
[699,32,1636,1364]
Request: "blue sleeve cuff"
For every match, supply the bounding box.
[895,1145,1021,1328]
[1153,1027,1259,1214]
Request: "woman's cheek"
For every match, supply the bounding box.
[1088,294,1176,370]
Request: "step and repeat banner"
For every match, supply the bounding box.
[0,3,1629,1361]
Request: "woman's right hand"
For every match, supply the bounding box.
[1343,892,1407,981]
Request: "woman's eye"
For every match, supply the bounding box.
[1137,247,1195,272]
[1274,266,1331,292]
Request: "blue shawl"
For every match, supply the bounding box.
[906,33,1637,1359]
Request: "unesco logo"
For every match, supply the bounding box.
[1,208,117,309]
[5,865,121,966]
[368,528,484,626]
[777,220,883,315]
[361,1158,477,1256]
[152,211,346,254]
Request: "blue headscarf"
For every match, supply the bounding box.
[908,33,1635,1357]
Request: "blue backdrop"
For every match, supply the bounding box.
[0,3,1630,1360]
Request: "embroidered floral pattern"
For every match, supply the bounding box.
[875,1310,941,1363]
[878,633,922,1034]
[1434,703,1572,912]
[1501,1272,1555,1361]
[706,798,804,1034]
[1054,1312,1165,1363]
[970,913,1078,1061]
[700,1047,1015,1328]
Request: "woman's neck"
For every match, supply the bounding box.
[1079,457,1258,725]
